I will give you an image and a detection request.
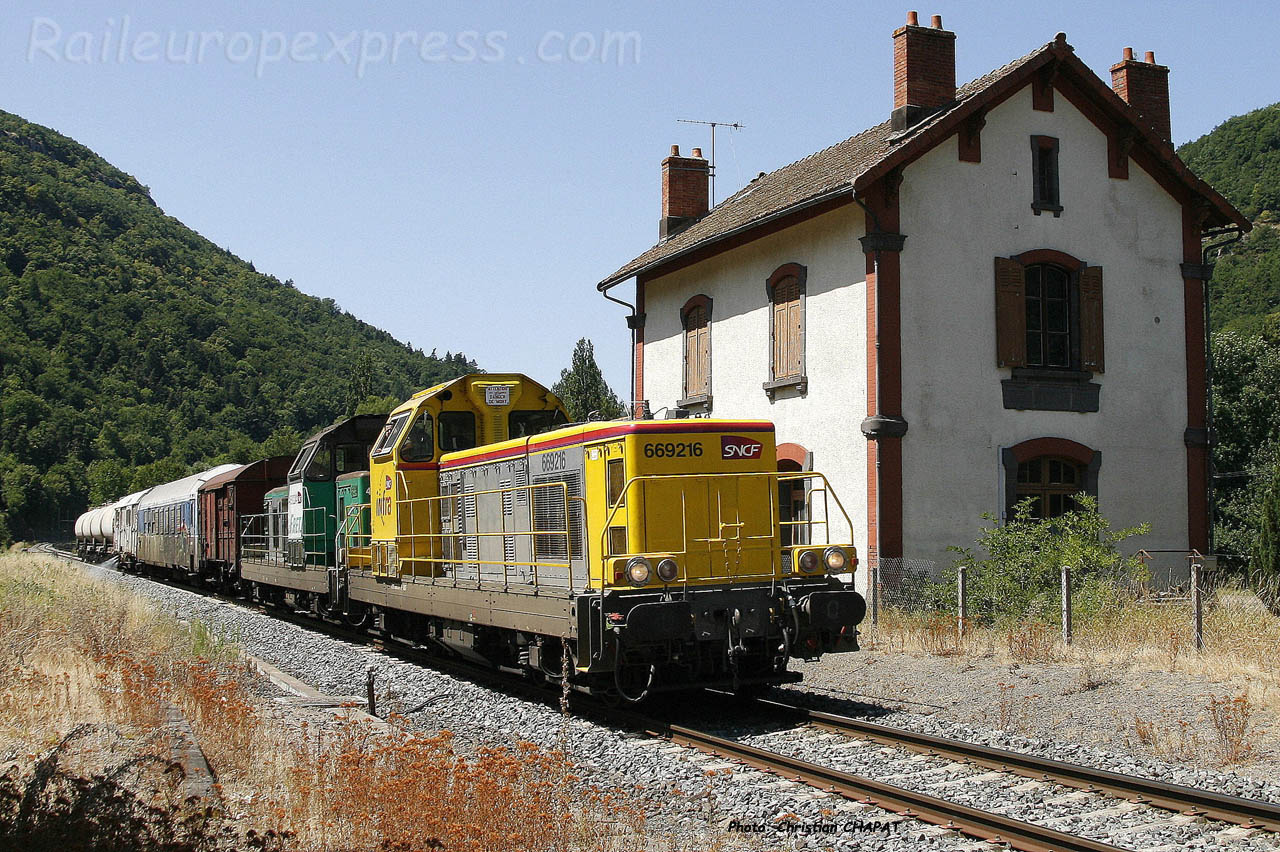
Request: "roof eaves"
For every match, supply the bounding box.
[597,183,856,291]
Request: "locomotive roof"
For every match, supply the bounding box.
[394,372,563,414]
[302,413,389,445]
[440,418,775,468]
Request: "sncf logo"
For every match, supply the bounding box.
[721,436,763,460]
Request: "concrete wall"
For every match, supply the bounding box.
[641,204,872,591]
[897,85,1189,567]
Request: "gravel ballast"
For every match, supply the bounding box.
[78,559,1279,850]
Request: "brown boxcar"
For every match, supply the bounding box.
[198,455,294,577]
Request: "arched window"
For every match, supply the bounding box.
[680,295,712,406]
[1015,455,1085,518]
[1001,437,1101,521]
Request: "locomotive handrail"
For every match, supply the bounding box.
[387,479,576,591]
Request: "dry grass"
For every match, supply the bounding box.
[0,550,650,850]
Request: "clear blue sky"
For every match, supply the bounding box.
[5,1,1278,396]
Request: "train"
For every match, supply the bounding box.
[75,373,866,701]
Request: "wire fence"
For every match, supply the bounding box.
[860,553,1280,656]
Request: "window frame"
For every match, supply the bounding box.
[1030,135,1063,216]
[1023,262,1078,371]
[763,262,808,397]
[678,294,713,410]
[1000,439,1100,522]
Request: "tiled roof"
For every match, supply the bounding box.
[599,38,1247,290]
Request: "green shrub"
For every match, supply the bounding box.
[944,494,1150,625]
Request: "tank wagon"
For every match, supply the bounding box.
[74,504,115,561]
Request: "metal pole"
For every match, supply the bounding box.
[1060,564,1072,645]
[366,669,377,718]
[957,565,967,641]
[1192,561,1204,651]
[870,557,879,627]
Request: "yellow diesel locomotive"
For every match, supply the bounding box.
[337,373,865,700]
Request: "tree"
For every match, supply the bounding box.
[552,339,625,422]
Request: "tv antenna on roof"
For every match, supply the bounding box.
[677,118,744,207]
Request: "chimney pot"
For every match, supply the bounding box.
[659,145,710,239]
[892,13,956,130]
[1111,49,1171,142]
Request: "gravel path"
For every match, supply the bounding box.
[75,559,1280,850]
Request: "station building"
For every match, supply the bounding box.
[597,15,1249,586]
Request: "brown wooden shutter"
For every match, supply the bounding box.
[684,305,709,396]
[772,276,802,379]
[994,257,1027,368]
[1079,265,1104,373]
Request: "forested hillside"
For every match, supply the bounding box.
[1178,104,1280,564]
[0,109,475,542]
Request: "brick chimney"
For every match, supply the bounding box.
[1110,47,1171,143]
[660,145,709,239]
[892,11,956,131]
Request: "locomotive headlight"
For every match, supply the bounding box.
[656,558,679,583]
[823,546,847,572]
[626,556,652,586]
[798,549,821,573]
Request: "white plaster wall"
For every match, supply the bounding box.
[641,205,872,592]
[898,85,1189,568]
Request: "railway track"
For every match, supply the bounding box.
[40,544,1280,852]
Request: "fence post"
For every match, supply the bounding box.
[957,565,967,641]
[869,557,879,628]
[366,668,377,718]
[1060,564,1072,645]
[1191,561,1204,651]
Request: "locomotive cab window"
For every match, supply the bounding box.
[438,411,477,452]
[372,412,411,457]
[307,444,333,481]
[335,443,368,474]
[399,412,435,462]
[510,409,569,437]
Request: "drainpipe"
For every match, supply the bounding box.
[600,286,640,418]
[854,192,884,579]
[1200,225,1244,554]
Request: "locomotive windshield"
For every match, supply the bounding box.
[372,412,411,457]
[306,444,332,480]
[288,442,317,480]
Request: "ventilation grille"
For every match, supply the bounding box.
[500,478,515,565]
[532,470,582,561]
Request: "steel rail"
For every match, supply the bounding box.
[642,718,1126,852]
[759,696,1280,832]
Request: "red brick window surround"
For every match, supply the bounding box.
[680,294,712,409]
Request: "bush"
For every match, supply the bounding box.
[945,494,1150,625]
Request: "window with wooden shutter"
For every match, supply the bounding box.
[765,263,807,392]
[681,295,711,402]
[1079,266,1104,373]
[994,257,1026,368]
